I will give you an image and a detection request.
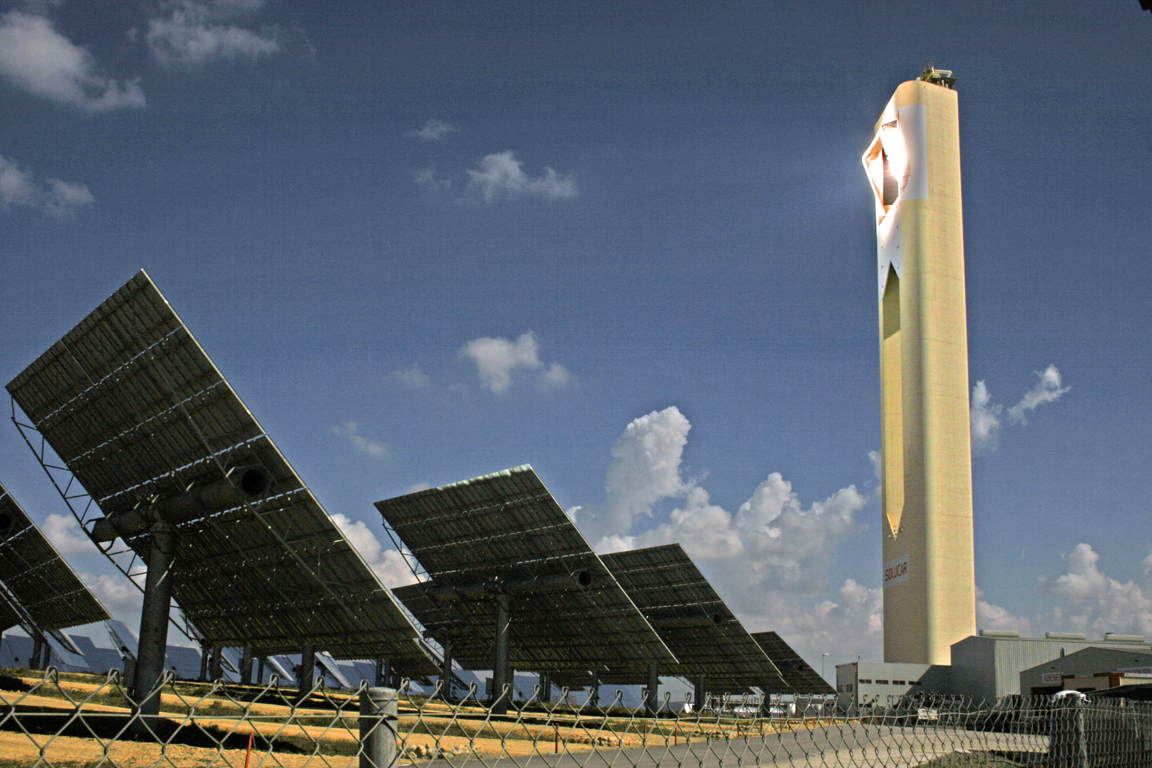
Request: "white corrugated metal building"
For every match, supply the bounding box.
[835,630,1152,707]
[950,631,1151,702]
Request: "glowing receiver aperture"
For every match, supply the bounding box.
[861,101,928,302]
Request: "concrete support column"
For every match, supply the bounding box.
[538,672,551,703]
[256,657,266,685]
[589,670,600,709]
[439,641,453,699]
[492,592,511,714]
[298,644,316,703]
[359,687,399,768]
[208,646,223,681]
[645,662,660,717]
[198,646,209,682]
[384,660,401,689]
[240,646,253,685]
[374,658,385,688]
[760,684,773,717]
[133,520,178,719]
[694,675,706,713]
[31,637,46,670]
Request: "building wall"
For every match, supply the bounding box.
[950,633,1152,701]
[835,661,950,709]
[1019,648,1152,696]
[867,78,975,665]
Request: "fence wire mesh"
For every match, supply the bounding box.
[3,666,1152,768]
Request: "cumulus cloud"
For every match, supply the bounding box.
[408,119,457,141]
[574,407,691,544]
[750,580,885,665]
[976,587,1034,636]
[970,365,1070,453]
[971,544,1152,642]
[460,331,572,393]
[574,406,874,664]
[1007,365,1071,425]
[331,421,391,460]
[331,513,419,588]
[465,151,577,202]
[970,380,1002,455]
[391,363,431,389]
[41,512,93,554]
[82,572,143,626]
[146,1,279,67]
[582,407,866,594]
[0,155,95,219]
[0,11,145,111]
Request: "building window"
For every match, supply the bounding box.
[846,684,853,692]
[893,680,905,685]
[875,680,889,685]
[859,679,872,684]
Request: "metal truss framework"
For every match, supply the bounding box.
[6,271,437,677]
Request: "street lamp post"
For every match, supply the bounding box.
[821,653,829,680]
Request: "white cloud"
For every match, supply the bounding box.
[1007,365,1071,425]
[331,513,419,588]
[750,580,885,665]
[408,119,457,141]
[976,587,1033,636]
[584,406,866,595]
[576,406,691,544]
[972,544,1152,641]
[391,363,431,389]
[970,365,1070,453]
[146,1,279,67]
[0,11,145,111]
[576,406,874,665]
[331,421,391,460]
[540,361,573,388]
[464,151,577,202]
[0,155,95,219]
[970,380,1002,454]
[82,572,143,625]
[42,512,92,554]
[414,167,452,195]
[460,331,572,393]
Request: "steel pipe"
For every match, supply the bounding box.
[91,467,271,542]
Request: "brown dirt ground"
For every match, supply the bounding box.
[2,671,816,767]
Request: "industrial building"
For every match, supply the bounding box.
[1018,647,1152,697]
[864,67,977,665]
[835,660,950,709]
[836,630,1152,708]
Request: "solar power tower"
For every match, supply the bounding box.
[601,544,787,714]
[0,480,110,669]
[376,465,677,714]
[6,271,437,717]
[750,632,834,695]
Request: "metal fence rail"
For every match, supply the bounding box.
[3,667,1151,767]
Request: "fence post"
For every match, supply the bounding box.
[1073,698,1087,768]
[360,686,399,768]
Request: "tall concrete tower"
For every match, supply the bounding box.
[862,70,976,665]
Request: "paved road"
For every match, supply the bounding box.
[430,724,1048,768]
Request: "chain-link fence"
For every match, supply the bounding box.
[3,666,1152,767]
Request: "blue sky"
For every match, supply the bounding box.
[2,0,1151,677]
